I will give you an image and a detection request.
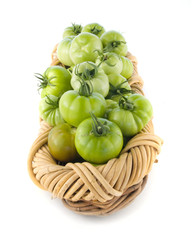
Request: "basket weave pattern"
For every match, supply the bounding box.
[27,46,163,215]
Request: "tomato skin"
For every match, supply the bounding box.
[107,94,153,137]
[120,56,133,79]
[40,66,72,98]
[100,30,128,56]
[82,23,105,37]
[39,95,65,126]
[75,118,123,164]
[70,32,103,64]
[57,36,74,66]
[62,24,82,38]
[95,52,123,75]
[71,62,109,97]
[104,99,119,118]
[48,123,77,162]
[59,90,106,127]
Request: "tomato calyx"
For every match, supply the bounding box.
[77,78,93,97]
[90,26,103,36]
[71,23,82,35]
[95,50,116,68]
[45,95,59,109]
[104,40,126,53]
[119,96,134,111]
[74,64,95,97]
[75,62,98,81]
[108,81,134,98]
[90,112,110,137]
[35,73,56,92]
[78,81,93,97]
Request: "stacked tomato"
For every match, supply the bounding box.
[36,23,153,165]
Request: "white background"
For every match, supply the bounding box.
[0,0,194,239]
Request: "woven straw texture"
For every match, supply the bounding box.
[27,45,163,216]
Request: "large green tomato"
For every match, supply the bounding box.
[120,56,133,79]
[36,66,72,98]
[39,95,65,126]
[70,32,103,64]
[62,24,82,38]
[100,30,128,56]
[107,94,153,137]
[107,73,131,98]
[82,23,105,37]
[59,90,106,127]
[48,123,77,163]
[75,115,123,164]
[95,52,123,75]
[71,61,109,97]
[57,36,74,66]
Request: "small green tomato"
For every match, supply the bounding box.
[120,56,133,79]
[82,23,105,37]
[48,123,78,163]
[70,32,103,64]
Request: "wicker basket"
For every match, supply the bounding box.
[27,45,163,216]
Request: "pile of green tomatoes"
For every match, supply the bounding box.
[36,23,153,165]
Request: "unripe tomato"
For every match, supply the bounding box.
[75,115,123,164]
[101,30,128,56]
[62,24,82,38]
[48,123,78,163]
[82,23,105,37]
[70,32,103,64]
[57,36,74,66]
[120,56,133,79]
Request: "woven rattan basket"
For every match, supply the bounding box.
[27,44,163,216]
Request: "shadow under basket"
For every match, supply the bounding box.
[27,46,163,216]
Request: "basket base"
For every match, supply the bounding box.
[62,175,148,216]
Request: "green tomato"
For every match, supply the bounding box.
[95,52,123,75]
[75,116,123,164]
[71,61,109,97]
[100,30,128,56]
[36,66,72,98]
[48,123,77,163]
[107,94,153,137]
[82,23,105,37]
[59,90,106,127]
[106,73,131,98]
[70,32,103,64]
[57,36,74,66]
[120,56,133,79]
[39,95,65,126]
[62,24,82,38]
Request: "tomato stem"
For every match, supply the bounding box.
[90,26,103,35]
[78,79,93,97]
[45,95,59,108]
[95,50,116,68]
[119,96,134,110]
[74,62,100,96]
[75,62,98,80]
[107,81,134,98]
[90,112,110,137]
[104,40,126,53]
[71,23,82,35]
[35,73,56,92]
